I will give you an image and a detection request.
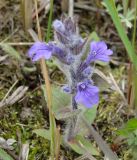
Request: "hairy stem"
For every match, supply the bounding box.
[65,96,78,141]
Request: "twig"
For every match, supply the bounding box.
[74,3,106,15]
[0,40,123,47]
[0,42,34,46]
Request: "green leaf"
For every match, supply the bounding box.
[0,44,21,60]
[117,118,137,136]
[89,31,100,41]
[118,9,135,28]
[33,128,63,145]
[0,148,14,160]
[83,106,97,124]
[103,0,137,70]
[56,108,82,120]
[126,118,137,128]
[117,4,123,12]
[42,85,71,118]
[33,129,50,140]
[68,135,99,155]
[52,86,71,113]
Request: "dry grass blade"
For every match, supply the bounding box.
[74,2,106,15]
[0,55,8,62]
[28,28,39,42]
[92,68,111,91]
[75,152,97,160]
[61,0,69,12]
[21,0,33,31]
[0,86,28,108]
[1,80,18,103]
[109,73,127,104]
[32,0,50,18]
[94,68,110,84]
[19,143,29,160]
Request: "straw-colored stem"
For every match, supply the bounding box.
[55,127,61,160]
[34,0,52,112]
[34,0,55,159]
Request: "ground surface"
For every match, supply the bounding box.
[0,0,134,159]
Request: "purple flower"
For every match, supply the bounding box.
[28,42,53,61]
[75,82,99,108]
[86,41,113,64]
[53,20,65,33]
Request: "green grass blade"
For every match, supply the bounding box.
[132,0,137,48]
[132,1,137,108]
[104,0,137,70]
[45,0,54,42]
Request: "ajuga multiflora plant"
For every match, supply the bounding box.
[28,15,114,155]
